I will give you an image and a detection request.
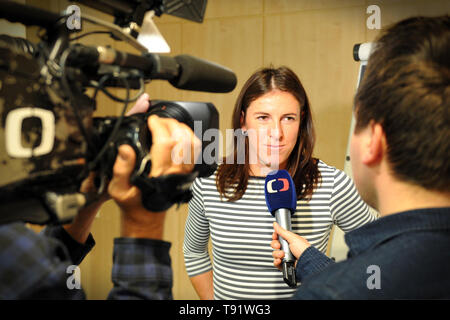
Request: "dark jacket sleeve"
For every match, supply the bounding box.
[0,223,86,299]
[296,246,335,282]
[41,225,95,265]
[107,238,173,300]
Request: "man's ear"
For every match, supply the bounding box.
[362,121,385,165]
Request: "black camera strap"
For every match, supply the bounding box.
[131,172,198,212]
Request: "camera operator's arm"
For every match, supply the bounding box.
[107,114,200,300]
[63,174,108,240]
[40,174,107,265]
[61,93,151,243]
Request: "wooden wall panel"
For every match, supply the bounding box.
[143,22,184,102]
[263,6,366,169]
[180,16,264,146]
[79,202,120,299]
[264,0,366,14]
[205,0,263,19]
[165,205,195,299]
[365,0,450,41]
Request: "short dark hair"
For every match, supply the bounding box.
[354,16,450,192]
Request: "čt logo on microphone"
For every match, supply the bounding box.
[266,178,289,193]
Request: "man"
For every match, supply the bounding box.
[271,15,450,299]
[0,93,200,299]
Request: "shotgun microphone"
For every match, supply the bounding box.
[67,46,237,93]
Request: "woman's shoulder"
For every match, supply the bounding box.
[192,171,218,188]
[316,159,342,175]
[315,159,354,185]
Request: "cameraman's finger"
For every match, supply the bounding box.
[80,172,110,203]
[147,115,175,146]
[147,115,199,174]
[161,117,201,170]
[147,115,177,176]
[167,123,200,174]
[111,144,136,190]
[126,93,150,116]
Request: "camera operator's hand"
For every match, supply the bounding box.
[62,94,152,244]
[126,93,150,115]
[108,114,201,239]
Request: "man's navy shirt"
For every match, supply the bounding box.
[294,207,450,299]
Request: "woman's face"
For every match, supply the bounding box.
[241,90,301,175]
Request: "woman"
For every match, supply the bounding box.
[183,66,376,299]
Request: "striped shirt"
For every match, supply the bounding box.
[183,161,376,299]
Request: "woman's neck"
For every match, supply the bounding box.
[248,162,288,177]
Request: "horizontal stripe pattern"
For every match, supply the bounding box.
[183,161,376,299]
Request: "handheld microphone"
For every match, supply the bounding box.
[264,169,297,288]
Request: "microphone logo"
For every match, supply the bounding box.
[266,178,289,193]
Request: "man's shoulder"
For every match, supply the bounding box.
[0,222,75,299]
[0,222,45,250]
[296,227,450,299]
[0,222,71,269]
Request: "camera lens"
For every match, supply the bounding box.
[147,102,194,130]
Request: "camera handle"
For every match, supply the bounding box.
[131,169,198,212]
[129,150,197,211]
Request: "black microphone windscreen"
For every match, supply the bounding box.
[171,55,237,93]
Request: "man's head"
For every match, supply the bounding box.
[351,16,449,209]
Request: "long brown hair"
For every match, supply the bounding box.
[216,66,321,201]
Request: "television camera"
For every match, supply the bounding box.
[0,0,237,224]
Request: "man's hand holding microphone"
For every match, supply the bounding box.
[265,170,312,285]
[271,222,311,271]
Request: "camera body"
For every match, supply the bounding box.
[0,38,220,224]
[0,41,94,197]
[92,100,219,182]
